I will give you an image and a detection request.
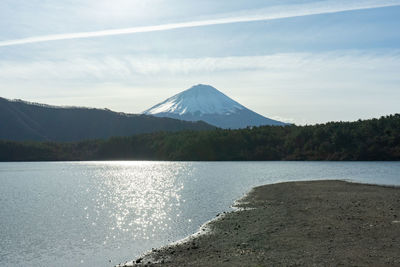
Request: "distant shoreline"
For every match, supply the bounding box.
[1,114,400,162]
[117,180,400,266]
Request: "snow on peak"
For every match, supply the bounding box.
[143,84,245,116]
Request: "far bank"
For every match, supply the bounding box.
[1,114,400,161]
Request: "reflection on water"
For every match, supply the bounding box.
[0,161,399,266]
[0,161,194,266]
[93,162,185,241]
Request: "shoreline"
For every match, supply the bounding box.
[117,180,400,266]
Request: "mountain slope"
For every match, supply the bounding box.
[143,84,287,129]
[0,97,215,142]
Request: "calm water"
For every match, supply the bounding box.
[1,161,399,266]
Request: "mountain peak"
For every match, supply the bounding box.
[188,84,216,90]
[177,84,224,100]
[185,84,218,93]
[143,84,287,128]
[143,84,245,116]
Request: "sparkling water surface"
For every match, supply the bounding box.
[1,161,399,266]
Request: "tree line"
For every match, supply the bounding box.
[1,114,399,161]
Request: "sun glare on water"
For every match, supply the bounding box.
[85,161,187,242]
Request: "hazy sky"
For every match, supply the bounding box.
[1,0,400,124]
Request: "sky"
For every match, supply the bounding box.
[1,0,399,124]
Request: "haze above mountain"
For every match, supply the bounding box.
[0,97,214,142]
[143,84,287,129]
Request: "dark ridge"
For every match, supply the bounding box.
[0,97,216,142]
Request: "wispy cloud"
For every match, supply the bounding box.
[1,0,399,47]
[1,51,400,80]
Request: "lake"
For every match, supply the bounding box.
[1,161,399,266]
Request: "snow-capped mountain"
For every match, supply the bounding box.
[143,84,287,129]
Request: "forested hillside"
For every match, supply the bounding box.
[0,97,214,142]
[1,114,399,161]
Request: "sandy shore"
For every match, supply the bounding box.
[118,180,400,266]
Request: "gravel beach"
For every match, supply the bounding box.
[118,180,400,266]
